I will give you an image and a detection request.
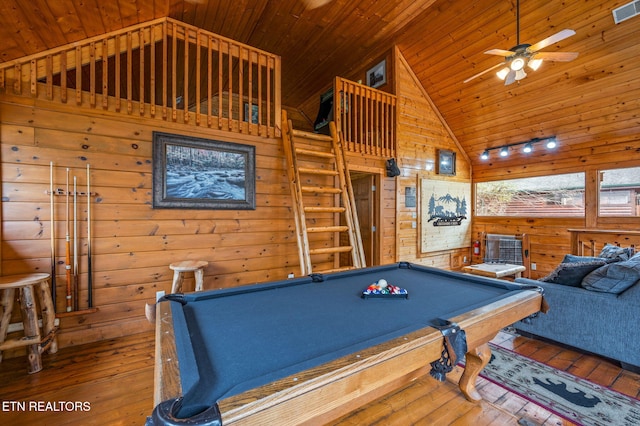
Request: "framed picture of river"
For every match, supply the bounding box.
[152,132,256,210]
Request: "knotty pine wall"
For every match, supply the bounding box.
[0,92,301,349]
[472,149,640,279]
[392,49,471,269]
[296,47,472,269]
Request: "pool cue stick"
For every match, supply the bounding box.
[73,176,79,311]
[65,168,72,312]
[87,164,93,308]
[49,162,56,310]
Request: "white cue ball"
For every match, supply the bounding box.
[377,279,388,288]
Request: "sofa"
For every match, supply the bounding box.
[514,245,640,372]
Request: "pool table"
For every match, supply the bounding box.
[148,262,544,425]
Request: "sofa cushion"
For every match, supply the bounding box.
[582,256,640,294]
[562,254,605,263]
[598,244,634,262]
[541,260,607,287]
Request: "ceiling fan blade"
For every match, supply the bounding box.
[528,29,576,52]
[463,62,505,83]
[533,51,579,61]
[485,49,514,57]
[504,69,517,85]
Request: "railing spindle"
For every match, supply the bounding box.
[207,35,212,127]
[30,59,36,96]
[218,41,223,129]
[102,39,108,109]
[227,41,233,131]
[195,30,202,126]
[90,42,96,107]
[61,52,67,103]
[139,29,145,116]
[266,56,272,137]
[183,27,189,123]
[238,46,244,130]
[46,55,53,100]
[150,27,156,117]
[171,23,177,121]
[248,50,253,135]
[115,35,121,112]
[162,21,167,119]
[75,47,81,105]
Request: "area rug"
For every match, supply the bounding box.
[481,344,640,426]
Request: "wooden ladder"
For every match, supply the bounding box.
[282,110,366,276]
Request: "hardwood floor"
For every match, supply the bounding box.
[0,330,638,425]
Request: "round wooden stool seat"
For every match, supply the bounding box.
[169,261,208,293]
[0,273,58,374]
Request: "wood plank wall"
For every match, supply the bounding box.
[296,47,473,270]
[472,144,640,278]
[393,49,471,269]
[0,92,299,350]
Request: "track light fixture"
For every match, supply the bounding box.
[480,136,557,160]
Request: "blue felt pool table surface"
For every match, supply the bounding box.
[151,262,543,424]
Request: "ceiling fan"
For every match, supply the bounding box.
[464,0,578,85]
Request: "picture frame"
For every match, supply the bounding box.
[366,59,386,88]
[152,132,256,210]
[437,149,456,176]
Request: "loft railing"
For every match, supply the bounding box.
[334,77,396,157]
[0,18,281,137]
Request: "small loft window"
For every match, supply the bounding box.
[475,173,585,217]
[599,166,640,217]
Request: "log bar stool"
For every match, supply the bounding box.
[0,273,58,373]
[169,261,208,293]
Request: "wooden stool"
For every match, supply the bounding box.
[0,273,58,373]
[169,261,208,293]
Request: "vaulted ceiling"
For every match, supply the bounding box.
[1,0,638,167]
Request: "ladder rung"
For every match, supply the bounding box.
[301,186,342,194]
[298,167,338,176]
[310,246,353,255]
[304,206,346,213]
[292,129,332,141]
[295,148,335,159]
[307,225,349,233]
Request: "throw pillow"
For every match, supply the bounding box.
[540,260,607,287]
[562,254,604,263]
[582,257,640,294]
[598,244,634,262]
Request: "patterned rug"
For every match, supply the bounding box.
[482,344,640,426]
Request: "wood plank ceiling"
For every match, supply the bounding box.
[1,0,638,168]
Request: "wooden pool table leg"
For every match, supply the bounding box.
[458,343,491,402]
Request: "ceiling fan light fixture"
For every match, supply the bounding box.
[528,58,543,71]
[510,57,526,71]
[515,68,527,81]
[496,67,510,80]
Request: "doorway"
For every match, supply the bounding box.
[350,172,381,267]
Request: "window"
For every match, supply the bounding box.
[475,173,585,217]
[599,166,640,217]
